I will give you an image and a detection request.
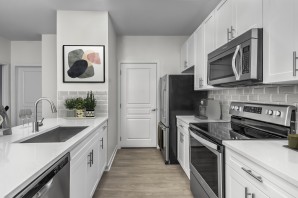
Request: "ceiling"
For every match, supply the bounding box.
[0,0,220,41]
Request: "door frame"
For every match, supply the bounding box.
[0,64,10,117]
[15,65,42,126]
[118,61,160,148]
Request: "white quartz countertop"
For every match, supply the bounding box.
[0,117,108,198]
[223,140,298,187]
[176,115,228,124]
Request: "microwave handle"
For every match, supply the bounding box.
[232,45,241,80]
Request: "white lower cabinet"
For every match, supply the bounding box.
[177,119,190,179]
[225,148,298,198]
[70,121,108,198]
[98,125,107,178]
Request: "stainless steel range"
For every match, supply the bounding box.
[189,102,296,198]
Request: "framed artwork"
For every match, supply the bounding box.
[63,45,105,83]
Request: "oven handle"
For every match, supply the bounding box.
[189,130,219,151]
[232,45,241,80]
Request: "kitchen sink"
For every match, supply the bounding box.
[20,126,88,143]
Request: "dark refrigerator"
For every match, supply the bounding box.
[158,74,207,164]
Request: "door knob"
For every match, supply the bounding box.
[151,108,157,111]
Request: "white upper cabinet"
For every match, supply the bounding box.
[181,32,196,73]
[194,24,204,90]
[202,11,216,89]
[234,0,262,36]
[215,0,263,48]
[215,0,234,48]
[263,0,298,83]
[180,41,188,71]
[194,11,217,90]
[187,33,196,68]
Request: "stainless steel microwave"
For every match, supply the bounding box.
[208,28,263,87]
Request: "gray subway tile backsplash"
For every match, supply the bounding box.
[57,90,108,118]
[208,85,298,125]
[265,87,278,94]
[279,85,295,93]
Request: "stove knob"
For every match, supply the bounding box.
[239,107,242,112]
[268,110,273,115]
[231,106,235,110]
[235,106,239,111]
[276,111,281,116]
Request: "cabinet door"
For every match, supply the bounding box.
[180,41,188,72]
[187,33,196,68]
[70,152,88,198]
[87,140,100,198]
[177,128,185,167]
[99,127,107,177]
[194,25,204,90]
[263,0,297,83]
[226,165,269,198]
[234,0,262,36]
[215,0,234,47]
[203,11,216,88]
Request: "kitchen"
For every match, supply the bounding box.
[1,0,298,197]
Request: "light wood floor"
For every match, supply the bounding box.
[93,148,193,198]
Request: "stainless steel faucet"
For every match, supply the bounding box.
[32,97,57,132]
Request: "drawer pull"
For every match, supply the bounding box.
[242,167,262,183]
[179,125,184,128]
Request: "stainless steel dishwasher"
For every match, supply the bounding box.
[14,153,70,198]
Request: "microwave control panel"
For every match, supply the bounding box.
[242,46,250,74]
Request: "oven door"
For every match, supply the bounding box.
[189,129,223,198]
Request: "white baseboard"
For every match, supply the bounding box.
[105,145,118,171]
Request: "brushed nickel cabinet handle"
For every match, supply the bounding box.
[87,152,92,167]
[227,28,230,41]
[100,137,104,149]
[293,51,298,76]
[242,167,263,183]
[245,187,253,198]
[230,26,235,39]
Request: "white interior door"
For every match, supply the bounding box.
[17,67,42,125]
[121,63,157,147]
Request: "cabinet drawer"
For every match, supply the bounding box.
[226,148,298,197]
[177,119,189,132]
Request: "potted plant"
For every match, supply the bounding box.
[84,91,96,117]
[75,97,85,118]
[64,98,76,117]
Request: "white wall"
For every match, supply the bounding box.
[56,11,109,91]
[117,36,187,76]
[10,41,42,126]
[42,35,57,118]
[0,36,11,64]
[107,16,118,167]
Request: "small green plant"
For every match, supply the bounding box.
[64,98,76,110]
[75,97,85,110]
[84,91,96,111]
